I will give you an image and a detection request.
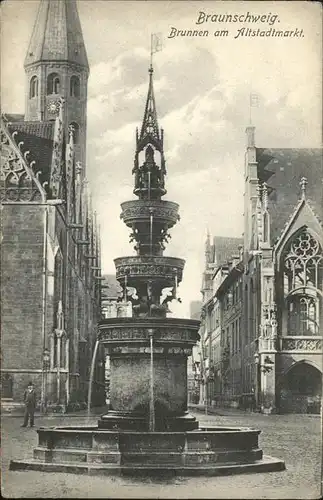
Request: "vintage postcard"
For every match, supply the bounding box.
[1,0,322,498]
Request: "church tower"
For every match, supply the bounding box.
[24,0,89,170]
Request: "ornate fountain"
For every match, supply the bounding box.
[98,64,199,433]
[10,63,285,477]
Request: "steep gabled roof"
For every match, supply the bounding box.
[1,117,47,203]
[212,236,243,267]
[215,260,243,298]
[7,121,55,189]
[256,148,323,244]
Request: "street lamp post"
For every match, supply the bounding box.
[42,348,50,414]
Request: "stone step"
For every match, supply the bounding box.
[87,452,121,464]
[183,449,263,466]
[121,452,183,466]
[34,447,87,464]
[120,449,263,466]
[9,455,286,476]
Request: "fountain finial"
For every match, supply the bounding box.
[133,48,166,200]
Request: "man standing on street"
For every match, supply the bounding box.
[21,381,36,427]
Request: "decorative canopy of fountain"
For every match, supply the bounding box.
[10,62,285,477]
[116,64,184,319]
[97,63,201,432]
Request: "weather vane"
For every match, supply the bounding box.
[150,32,163,69]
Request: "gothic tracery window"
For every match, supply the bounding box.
[47,73,60,95]
[283,229,322,336]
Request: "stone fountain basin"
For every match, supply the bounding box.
[9,425,285,476]
[120,199,180,227]
[98,316,201,346]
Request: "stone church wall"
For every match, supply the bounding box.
[1,204,45,401]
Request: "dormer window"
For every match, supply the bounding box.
[29,76,38,98]
[47,73,60,95]
[70,76,80,97]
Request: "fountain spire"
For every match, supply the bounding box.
[139,65,161,144]
[133,50,166,201]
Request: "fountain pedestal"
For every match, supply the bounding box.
[98,317,200,431]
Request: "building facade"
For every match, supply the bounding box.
[243,127,322,413]
[187,301,202,404]
[200,126,322,413]
[200,235,243,406]
[1,0,104,412]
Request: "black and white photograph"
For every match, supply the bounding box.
[1,0,322,498]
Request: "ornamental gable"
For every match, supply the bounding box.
[0,117,47,203]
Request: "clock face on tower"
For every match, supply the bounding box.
[47,100,60,114]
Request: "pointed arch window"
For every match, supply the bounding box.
[283,228,322,336]
[29,76,38,98]
[288,296,319,335]
[283,230,323,293]
[70,76,80,97]
[47,73,60,95]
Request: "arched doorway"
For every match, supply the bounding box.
[280,362,322,413]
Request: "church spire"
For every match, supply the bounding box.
[24,0,89,171]
[24,0,89,71]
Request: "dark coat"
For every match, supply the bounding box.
[24,388,36,408]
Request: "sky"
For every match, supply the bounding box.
[1,0,322,317]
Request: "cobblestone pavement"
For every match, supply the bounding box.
[1,411,321,499]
